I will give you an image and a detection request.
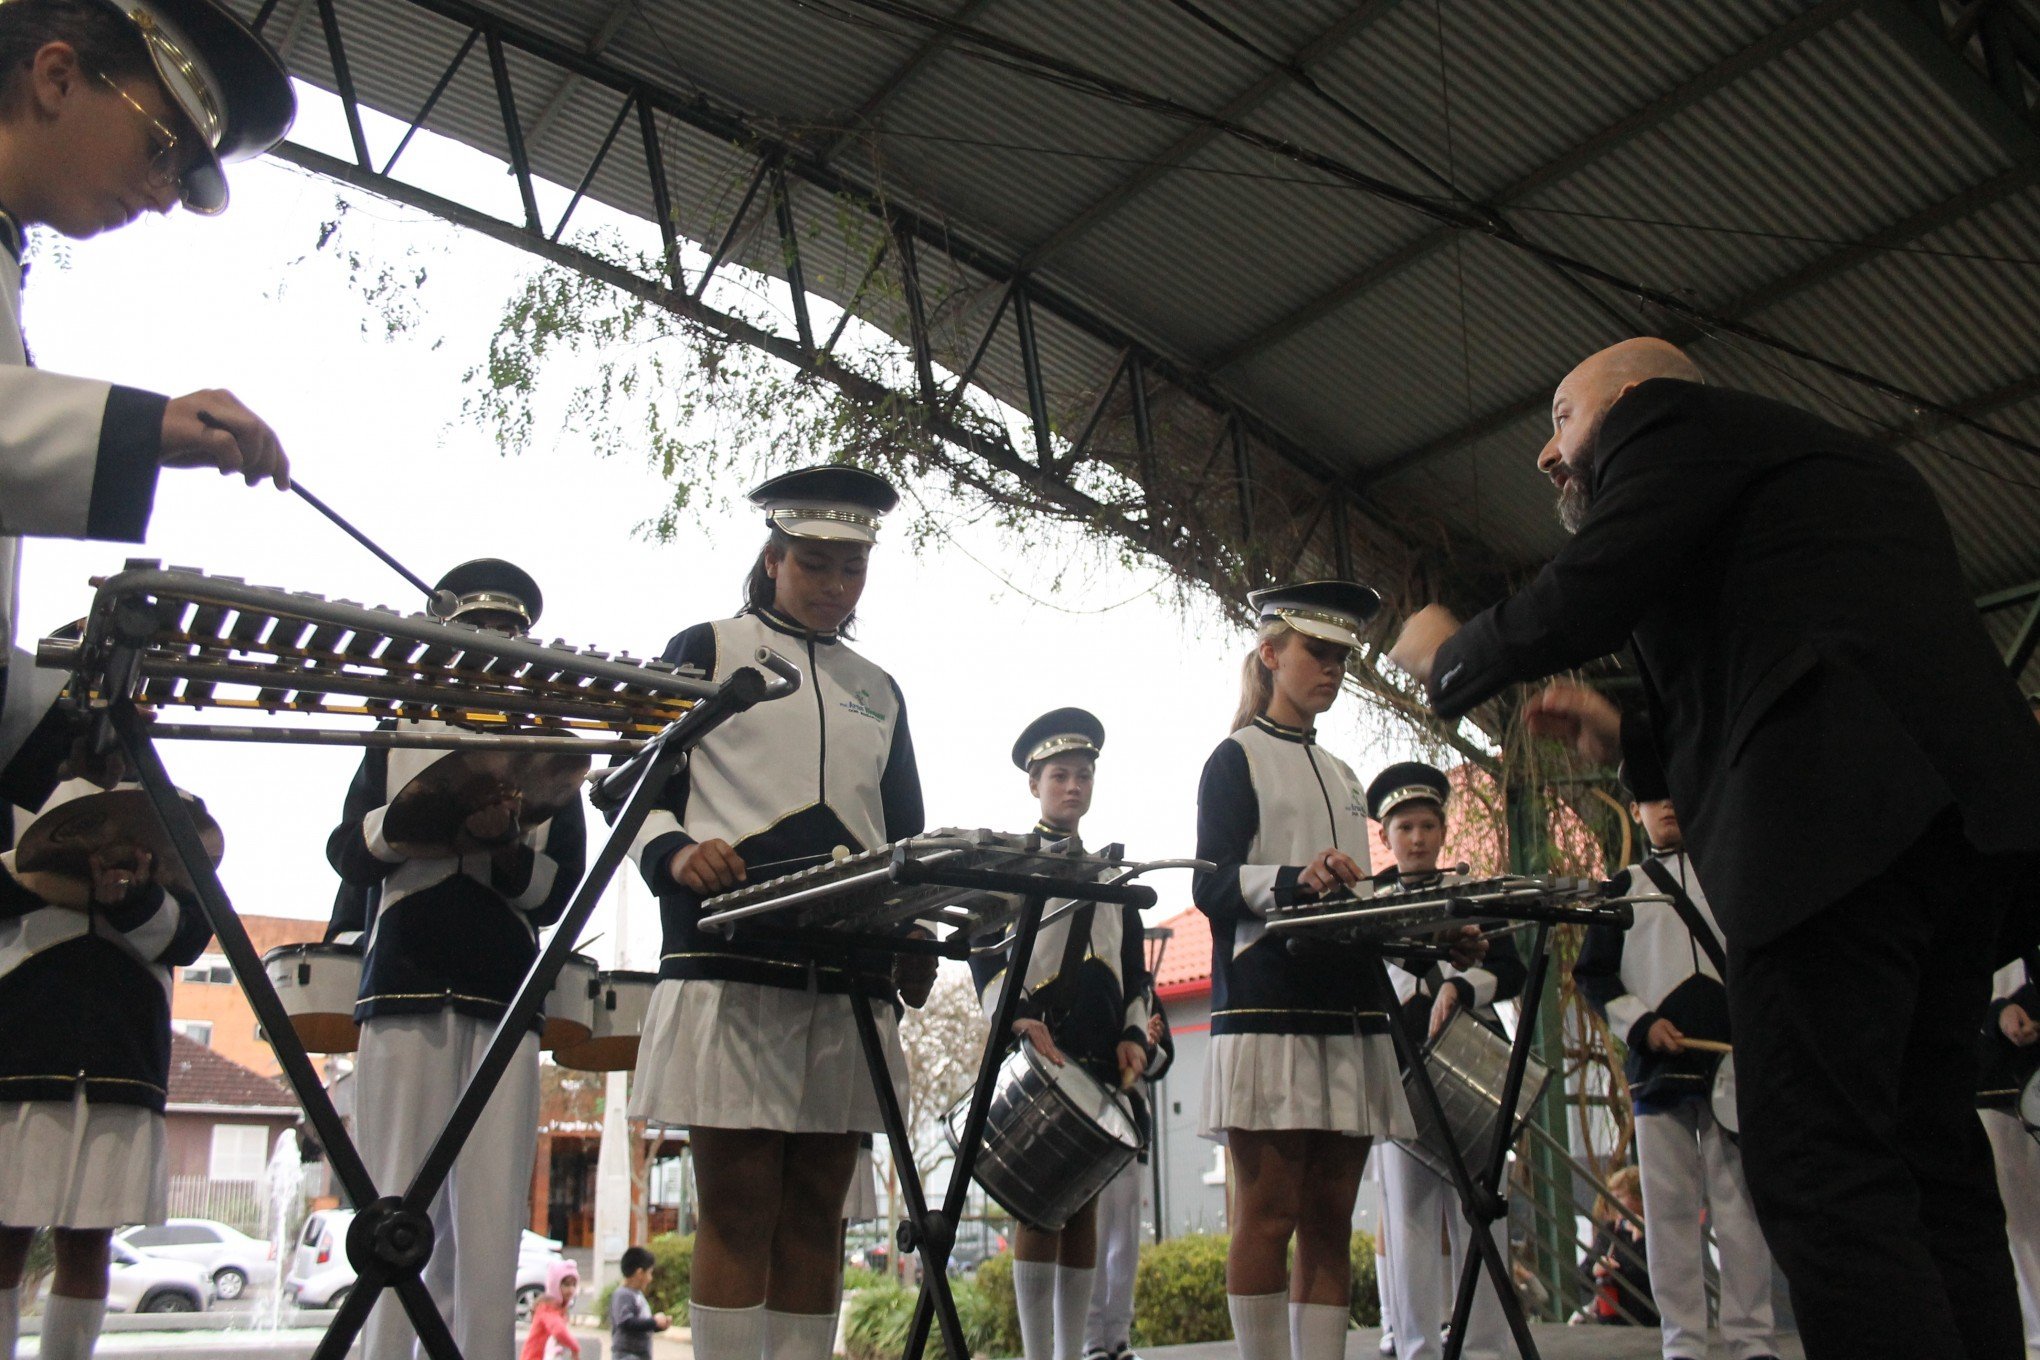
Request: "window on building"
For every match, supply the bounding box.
[170,1019,213,1047]
[208,1123,271,1182]
[180,955,233,985]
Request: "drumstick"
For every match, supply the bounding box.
[1678,1038,1733,1054]
[197,412,452,616]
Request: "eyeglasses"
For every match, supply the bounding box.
[85,64,186,192]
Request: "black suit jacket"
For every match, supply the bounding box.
[1429,379,2040,948]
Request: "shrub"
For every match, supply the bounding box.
[845,1279,993,1360]
[1348,1231,1379,1327]
[1131,1233,1231,1347]
[644,1233,693,1323]
[842,1262,886,1292]
[972,1252,1021,1358]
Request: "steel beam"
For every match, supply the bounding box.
[1862,0,2040,160]
[1014,0,1404,273]
[814,0,1001,163]
[381,29,480,177]
[691,157,774,303]
[638,99,681,291]
[1205,0,1865,374]
[315,0,371,169]
[1012,281,1054,466]
[770,166,816,355]
[1363,156,2040,487]
[551,90,636,243]
[483,29,541,234]
[894,223,938,407]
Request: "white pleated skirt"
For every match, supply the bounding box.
[629,977,907,1134]
[1200,1031,1414,1143]
[0,1093,167,1228]
[845,1143,879,1223]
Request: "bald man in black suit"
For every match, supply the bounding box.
[1389,338,2040,1360]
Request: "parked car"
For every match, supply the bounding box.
[286,1209,566,1320]
[105,1241,212,1314]
[117,1217,278,1302]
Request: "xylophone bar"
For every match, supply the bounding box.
[141,723,638,754]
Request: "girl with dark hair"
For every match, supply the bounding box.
[1191,581,1412,1360]
[626,466,928,1360]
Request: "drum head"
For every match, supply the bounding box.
[1022,1044,1140,1148]
[2019,1068,2040,1132]
[1711,1053,1739,1135]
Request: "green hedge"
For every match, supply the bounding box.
[845,1280,994,1360]
[861,1231,1381,1358]
[597,1232,695,1327]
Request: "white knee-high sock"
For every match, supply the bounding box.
[1289,1301,1349,1360]
[764,1308,838,1360]
[0,1284,19,1360]
[1014,1261,1058,1360]
[36,1295,104,1360]
[1053,1267,1095,1360]
[1227,1291,1289,1360]
[690,1300,767,1360]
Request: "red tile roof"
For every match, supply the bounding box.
[166,1030,297,1111]
[1150,907,1211,998]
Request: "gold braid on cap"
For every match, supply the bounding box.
[768,507,880,530]
[447,589,532,625]
[1270,605,1362,637]
[1374,784,1448,821]
[1026,734,1100,765]
[129,8,222,145]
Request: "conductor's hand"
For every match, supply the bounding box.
[1646,1017,1686,1055]
[669,839,745,895]
[160,391,290,489]
[1116,1039,1147,1090]
[88,845,155,907]
[461,793,523,848]
[1524,681,1622,766]
[1387,604,1462,688]
[1445,924,1488,970]
[1013,1018,1065,1066]
[2003,1003,2040,1047]
[1299,847,1367,896]
[1428,983,1461,1041]
[895,927,939,1008]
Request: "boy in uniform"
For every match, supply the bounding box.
[1573,745,1779,1360]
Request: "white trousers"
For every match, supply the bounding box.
[1983,1108,2040,1356]
[355,1011,540,1360]
[1083,1157,1143,1354]
[1634,1102,1776,1360]
[1378,1143,1518,1360]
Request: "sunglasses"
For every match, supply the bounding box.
[85,64,187,193]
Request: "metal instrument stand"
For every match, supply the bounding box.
[722,850,1157,1360]
[1347,892,1633,1360]
[107,652,787,1360]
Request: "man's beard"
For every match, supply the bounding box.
[1553,418,1602,533]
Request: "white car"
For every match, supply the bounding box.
[105,1241,212,1314]
[286,1210,565,1319]
[117,1218,278,1302]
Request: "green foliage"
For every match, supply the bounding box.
[971,1252,1021,1358]
[1348,1231,1380,1328]
[644,1233,694,1323]
[1130,1234,1231,1348]
[845,1279,993,1360]
[841,1262,887,1292]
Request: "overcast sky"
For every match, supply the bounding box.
[15,83,1452,971]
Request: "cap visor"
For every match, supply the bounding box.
[179,156,228,215]
[778,519,878,544]
[1281,613,1362,650]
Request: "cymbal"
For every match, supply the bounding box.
[383,748,590,857]
[14,788,225,892]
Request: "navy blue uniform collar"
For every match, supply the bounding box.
[749,604,839,643]
[1251,714,1315,744]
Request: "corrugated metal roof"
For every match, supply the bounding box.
[241,0,2040,687]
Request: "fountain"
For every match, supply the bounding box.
[258,1129,309,1329]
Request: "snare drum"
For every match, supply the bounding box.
[946,1044,1142,1231]
[555,970,656,1071]
[1396,1009,1551,1182]
[1710,1052,1739,1136]
[542,953,601,1052]
[263,943,364,1054]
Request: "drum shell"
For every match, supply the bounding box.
[945,1046,1141,1231]
[1711,1053,1739,1135]
[1396,1009,1551,1183]
[542,954,601,1052]
[2022,1068,2040,1132]
[263,943,363,1054]
[555,971,656,1072]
